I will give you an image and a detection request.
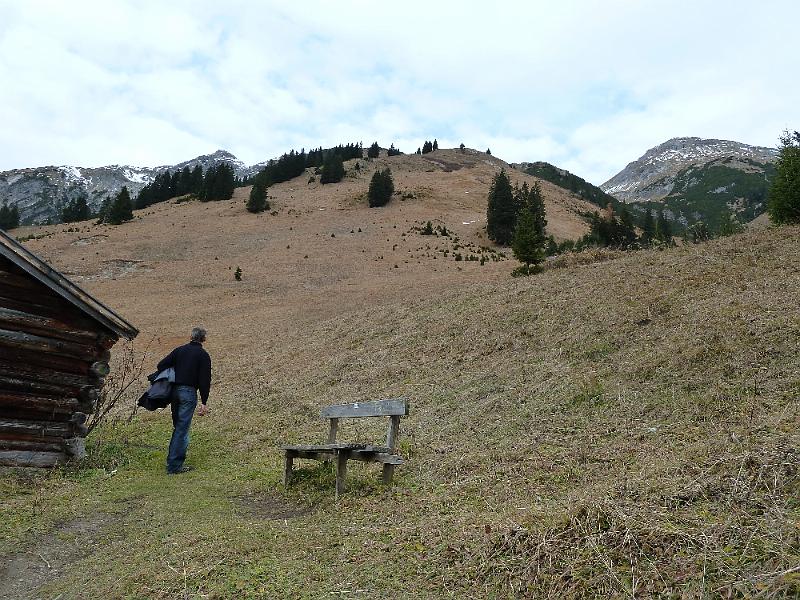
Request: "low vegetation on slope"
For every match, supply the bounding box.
[1,223,798,598]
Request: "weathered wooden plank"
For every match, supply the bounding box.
[320,398,408,419]
[0,292,101,331]
[0,374,81,397]
[283,453,294,487]
[382,464,396,485]
[0,438,65,453]
[0,346,92,376]
[0,390,81,414]
[0,306,100,343]
[336,452,348,498]
[386,415,401,451]
[0,450,66,467]
[327,417,339,443]
[0,418,75,438]
[0,358,94,389]
[282,447,403,465]
[0,327,109,361]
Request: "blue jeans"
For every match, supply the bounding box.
[167,385,197,473]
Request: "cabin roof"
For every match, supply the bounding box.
[0,229,139,340]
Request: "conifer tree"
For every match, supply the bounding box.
[767,130,800,224]
[0,202,20,230]
[432,139,439,151]
[422,141,433,154]
[367,142,380,159]
[640,208,655,246]
[108,186,134,225]
[512,180,547,273]
[486,169,516,245]
[486,148,491,155]
[368,168,394,207]
[387,143,401,156]
[62,193,91,223]
[247,173,270,213]
[654,210,673,244]
[459,143,465,152]
[718,211,744,236]
[96,196,112,223]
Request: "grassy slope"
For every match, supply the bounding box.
[2,232,799,596]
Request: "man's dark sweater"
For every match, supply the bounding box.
[157,341,212,404]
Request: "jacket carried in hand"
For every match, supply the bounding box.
[137,368,175,411]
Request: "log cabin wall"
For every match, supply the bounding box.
[0,255,118,467]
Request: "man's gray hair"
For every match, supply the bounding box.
[191,327,207,342]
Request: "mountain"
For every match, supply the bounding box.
[601,137,778,229]
[0,150,254,225]
[514,161,622,211]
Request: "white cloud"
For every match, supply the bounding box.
[0,0,798,184]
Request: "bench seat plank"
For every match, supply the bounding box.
[320,398,408,419]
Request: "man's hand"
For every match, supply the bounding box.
[197,404,208,416]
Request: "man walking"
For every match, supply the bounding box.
[157,327,212,474]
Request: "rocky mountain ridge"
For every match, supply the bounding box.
[0,150,258,225]
[601,137,777,202]
[599,137,778,229]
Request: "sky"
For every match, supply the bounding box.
[1,0,798,185]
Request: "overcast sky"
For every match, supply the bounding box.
[1,1,798,184]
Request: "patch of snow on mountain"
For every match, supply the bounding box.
[60,165,84,184]
[123,168,152,184]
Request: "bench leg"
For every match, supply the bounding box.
[335,452,348,499]
[283,453,294,487]
[382,464,395,486]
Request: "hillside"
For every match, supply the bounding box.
[601,137,778,229]
[0,154,798,598]
[514,161,623,211]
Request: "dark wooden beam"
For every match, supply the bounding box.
[0,306,99,343]
[0,328,110,361]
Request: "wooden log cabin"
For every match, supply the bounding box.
[0,229,138,467]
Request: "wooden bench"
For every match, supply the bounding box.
[282,398,408,497]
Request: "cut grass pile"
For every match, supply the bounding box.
[1,226,799,598]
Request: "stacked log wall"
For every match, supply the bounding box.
[0,256,115,467]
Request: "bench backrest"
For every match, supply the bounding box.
[322,398,408,451]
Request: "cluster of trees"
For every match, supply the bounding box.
[416,139,439,154]
[768,130,800,224]
[0,202,20,231]
[320,154,345,184]
[486,170,548,273]
[199,164,236,202]
[97,186,134,225]
[251,143,362,188]
[368,168,394,207]
[135,165,204,208]
[367,142,402,158]
[62,194,91,223]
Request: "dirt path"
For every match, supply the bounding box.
[0,514,110,600]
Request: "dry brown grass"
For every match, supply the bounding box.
[3,155,799,598]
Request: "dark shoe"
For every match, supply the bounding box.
[167,466,193,475]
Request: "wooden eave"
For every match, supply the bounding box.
[0,229,139,340]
